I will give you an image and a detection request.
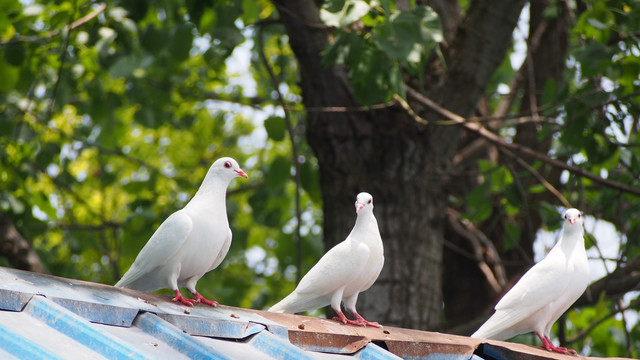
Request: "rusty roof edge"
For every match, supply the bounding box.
[251,311,638,360]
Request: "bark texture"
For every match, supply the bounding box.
[0,211,49,274]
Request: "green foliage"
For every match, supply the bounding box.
[461,0,640,355]
[0,0,321,312]
[322,2,442,104]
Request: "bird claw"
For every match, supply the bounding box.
[193,292,219,307]
[359,320,381,328]
[541,345,577,355]
[172,291,196,306]
[351,311,381,328]
[332,316,348,325]
[539,335,577,355]
[332,313,381,328]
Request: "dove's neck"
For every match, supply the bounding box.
[559,224,585,254]
[186,176,230,213]
[352,211,381,245]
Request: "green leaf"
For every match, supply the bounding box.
[0,56,19,93]
[300,161,321,204]
[141,25,166,55]
[503,221,521,251]
[211,26,244,50]
[4,42,25,66]
[169,24,193,62]
[265,156,291,188]
[320,0,370,28]
[264,116,286,142]
[463,184,492,222]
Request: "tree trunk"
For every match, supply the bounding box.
[274,0,525,329]
[0,211,49,274]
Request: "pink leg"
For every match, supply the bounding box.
[332,311,362,326]
[350,311,381,328]
[172,289,196,306]
[536,333,577,355]
[332,311,380,327]
[192,292,219,307]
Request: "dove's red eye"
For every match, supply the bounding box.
[224,161,232,168]
[368,199,372,204]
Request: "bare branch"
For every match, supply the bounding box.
[404,86,640,197]
[1,4,106,45]
[0,212,49,274]
[567,295,640,343]
[447,208,507,293]
[499,147,572,208]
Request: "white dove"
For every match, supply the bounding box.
[116,157,247,307]
[471,208,590,354]
[269,192,384,327]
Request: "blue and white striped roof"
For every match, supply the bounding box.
[0,267,618,360]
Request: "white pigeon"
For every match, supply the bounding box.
[471,208,590,354]
[116,157,248,307]
[269,192,384,327]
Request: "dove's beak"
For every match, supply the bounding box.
[568,218,576,224]
[355,203,364,213]
[235,169,248,178]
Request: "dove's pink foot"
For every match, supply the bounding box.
[193,292,219,307]
[350,311,381,328]
[332,310,357,325]
[537,333,577,355]
[332,311,379,327]
[172,290,196,306]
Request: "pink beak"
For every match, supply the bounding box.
[568,218,576,224]
[235,169,248,179]
[355,203,364,212]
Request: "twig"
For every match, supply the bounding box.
[404,86,640,196]
[0,4,107,45]
[499,147,572,208]
[288,101,397,113]
[68,4,107,31]
[45,3,107,120]
[503,161,536,242]
[257,25,304,284]
[446,208,507,293]
[566,296,640,343]
[47,2,78,121]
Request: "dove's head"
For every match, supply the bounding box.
[564,208,583,226]
[209,157,248,181]
[355,192,374,213]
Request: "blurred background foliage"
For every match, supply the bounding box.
[0,0,321,312]
[0,0,639,357]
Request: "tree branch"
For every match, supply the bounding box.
[446,208,507,293]
[0,4,107,45]
[404,86,640,196]
[0,212,49,274]
[575,256,640,307]
[499,147,572,208]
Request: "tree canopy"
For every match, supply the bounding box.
[1,0,639,357]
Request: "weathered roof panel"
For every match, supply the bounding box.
[0,267,633,360]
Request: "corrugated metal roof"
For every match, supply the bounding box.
[0,267,631,360]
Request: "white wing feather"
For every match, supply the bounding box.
[116,211,192,291]
[269,239,370,313]
[472,246,572,340]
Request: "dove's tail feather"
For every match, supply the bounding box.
[115,266,162,292]
[471,310,522,341]
[268,292,331,314]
